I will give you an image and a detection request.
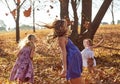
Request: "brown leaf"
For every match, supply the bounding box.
[23,6,31,17]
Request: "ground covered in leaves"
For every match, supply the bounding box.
[0,25,120,84]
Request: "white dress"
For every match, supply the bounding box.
[81,47,96,67]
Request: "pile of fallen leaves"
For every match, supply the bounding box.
[0,25,120,84]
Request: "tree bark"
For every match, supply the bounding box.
[33,1,35,32]
[4,0,27,43]
[70,0,79,46]
[79,0,112,50]
[111,1,115,24]
[59,0,69,19]
[78,0,92,50]
[59,0,112,51]
[16,3,20,43]
[90,0,113,39]
[81,0,92,34]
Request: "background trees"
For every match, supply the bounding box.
[3,0,30,43]
[0,0,115,50]
[59,0,112,50]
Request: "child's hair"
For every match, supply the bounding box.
[18,34,35,49]
[52,19,68,38]
[83,38,93,46]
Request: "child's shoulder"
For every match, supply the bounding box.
[82,48,90,52]
[81,48,88,54]
[81,48,93,54]
[26,42,35,48]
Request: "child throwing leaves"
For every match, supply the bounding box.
[10,34,36,84]
[81,38,96,73]
[47,19,83,84]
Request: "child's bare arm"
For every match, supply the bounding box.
[93,38,104,48]
[58,37,67,77]
[30,47,35,60]
[59,37,67,71]
[17,49,22,57]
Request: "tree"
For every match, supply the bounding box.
[59,0,112,50]
[59,0,69,20]
[77,0,112,50]
[90,0,112,39]
[70,0,80,44]
[31,0,41,32]
[4,0,26,42]
[110,0,115,24]
[109,0,120,24]
[93,0,119,25]
[59,0,81,48]
[81,0,92,34]
[78,0,92,50]
[4,0,30,43]
[32,0,35,32]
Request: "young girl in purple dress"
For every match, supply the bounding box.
[47,19,83,84]
[10,34,36,84]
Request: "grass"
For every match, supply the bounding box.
[0,25,120,84]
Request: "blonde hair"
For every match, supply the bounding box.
[18,34,35,49]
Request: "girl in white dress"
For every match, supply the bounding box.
[81,38,96,73]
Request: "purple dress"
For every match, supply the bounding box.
[10,46,34,83]
[66,39,83,80]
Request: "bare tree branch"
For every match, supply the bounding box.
[4,0,12,11]
[13,0,16,5]
[76,0,80,9]
[4,0,16,20]
[19,0,27,9]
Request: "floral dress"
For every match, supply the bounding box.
[10,46,34,83]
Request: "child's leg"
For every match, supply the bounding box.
[18,80,23,84]
[17,79,23,84]
[88,66,96,73]
[88,66,92,73]
[70,77,82,84]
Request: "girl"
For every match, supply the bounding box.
[81,38,96,73]
[10,34,36,84]
[47,19,83,84]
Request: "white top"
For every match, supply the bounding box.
[81,47,96,67]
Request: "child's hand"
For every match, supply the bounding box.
[60,69,66,78]
[87,58,94,67]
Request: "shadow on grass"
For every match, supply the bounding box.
[99,46,120,51]
[96,54,120,68]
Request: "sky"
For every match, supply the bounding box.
[0,0,120,30]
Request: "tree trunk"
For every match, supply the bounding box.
[59,0,112,51]
[78,0,92,50]
[79,0,112,50]
[59,0,69,19]
[70,0,79,46]
[33,2,35,32]
[4,0,27,43]
[90,0,113,40]
[80,0,92,34]
[111,1,115,24]
[16,3,20,43]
